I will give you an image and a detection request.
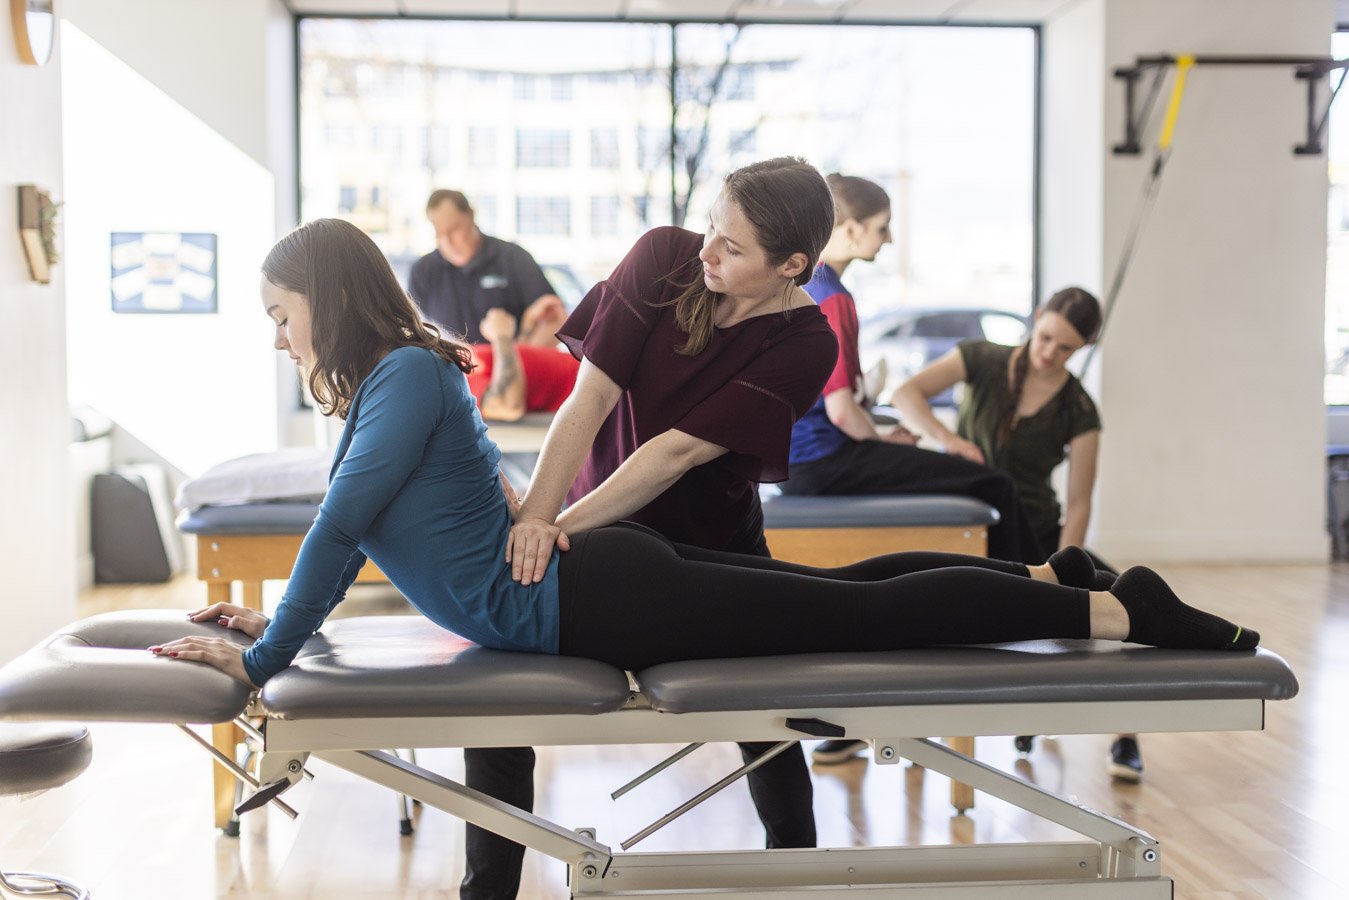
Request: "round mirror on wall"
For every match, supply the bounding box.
[11,0,54,67]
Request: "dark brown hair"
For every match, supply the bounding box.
[666,157,835,356]
[262,218,473,420]
[826,174,890,227]
[999,287,1102,446]
[426,189,471,214]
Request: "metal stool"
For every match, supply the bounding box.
[0,723,93,899]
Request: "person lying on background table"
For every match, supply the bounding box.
[469,307,578,422]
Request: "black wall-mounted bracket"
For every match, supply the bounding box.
[1112,54,1349,156]
[1112,61,1171,154]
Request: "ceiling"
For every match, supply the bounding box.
[283,0,1083,25]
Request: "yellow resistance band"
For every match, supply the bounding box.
[1158,54,1195,151]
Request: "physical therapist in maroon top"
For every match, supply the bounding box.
[459,158,839,900]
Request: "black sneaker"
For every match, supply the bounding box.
[1108,737,1144,783]
[811,739,867,765]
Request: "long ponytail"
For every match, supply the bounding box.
[997,340,1033,447]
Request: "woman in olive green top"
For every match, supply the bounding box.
[952,338,1101,551]
[892,289,1143,783]
[891,287,1102,556]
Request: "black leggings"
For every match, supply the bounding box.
[463,507,810,900]
[558,523,1090,670]
[780,439,1046,564]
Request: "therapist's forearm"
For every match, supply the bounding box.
[890,383,959,445]
[517,386,611,524]
[825,390,882,442]
[555,436,716,535]
[1059,504,1091,551]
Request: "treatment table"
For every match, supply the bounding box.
[0,610,1298,897]
[182,485,1000,821]
[760,490,997,564]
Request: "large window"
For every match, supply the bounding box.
[299,18,1035,340]
[516,196,571,236]
[516,129,571,168]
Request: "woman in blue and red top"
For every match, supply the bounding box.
[785,174,1042,564]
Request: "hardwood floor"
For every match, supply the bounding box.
[0,564,1343,898]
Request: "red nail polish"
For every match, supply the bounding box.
[168,652,178,657]
[218,618,229,625]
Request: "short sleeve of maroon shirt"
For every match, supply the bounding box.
[557,226,839,549]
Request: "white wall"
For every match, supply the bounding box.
[61,0,273,168]
[60,22,279,478]
[0,16,75,663]
[1043,0,1332,561]
[1040,0,1105,299]
[57,0,301,477]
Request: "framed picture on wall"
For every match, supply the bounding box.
[110,232,218,314]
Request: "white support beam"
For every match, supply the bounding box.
[263,697,1266,753]
[317,748,613,869]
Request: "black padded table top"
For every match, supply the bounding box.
[759,492,999,528]
[0,611,254,724]
[632,642,1299,713]
[260,617,632,720]
[0,612,1299,726]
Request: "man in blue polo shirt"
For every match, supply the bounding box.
[408,190,562,345]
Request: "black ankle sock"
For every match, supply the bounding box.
[1110,566,1259,650]
[1047,546,1097,589]
[1091,569,1118,591]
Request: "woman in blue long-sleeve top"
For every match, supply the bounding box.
[152,218,1257,695]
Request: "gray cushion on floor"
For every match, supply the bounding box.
[0,722,92,796]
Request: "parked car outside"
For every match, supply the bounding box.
[859,307,1030,406]
[537,262,591,312]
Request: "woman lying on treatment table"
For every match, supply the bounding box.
[150,217,1258,690]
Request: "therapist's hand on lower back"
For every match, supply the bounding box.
[149,635,259,689]
[187,602,269,640]
[507,515,570,586]
[943,436,986,465]
[884,425,921,446]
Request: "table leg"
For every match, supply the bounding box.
[947,736,976,812]
[207,581,245,831]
